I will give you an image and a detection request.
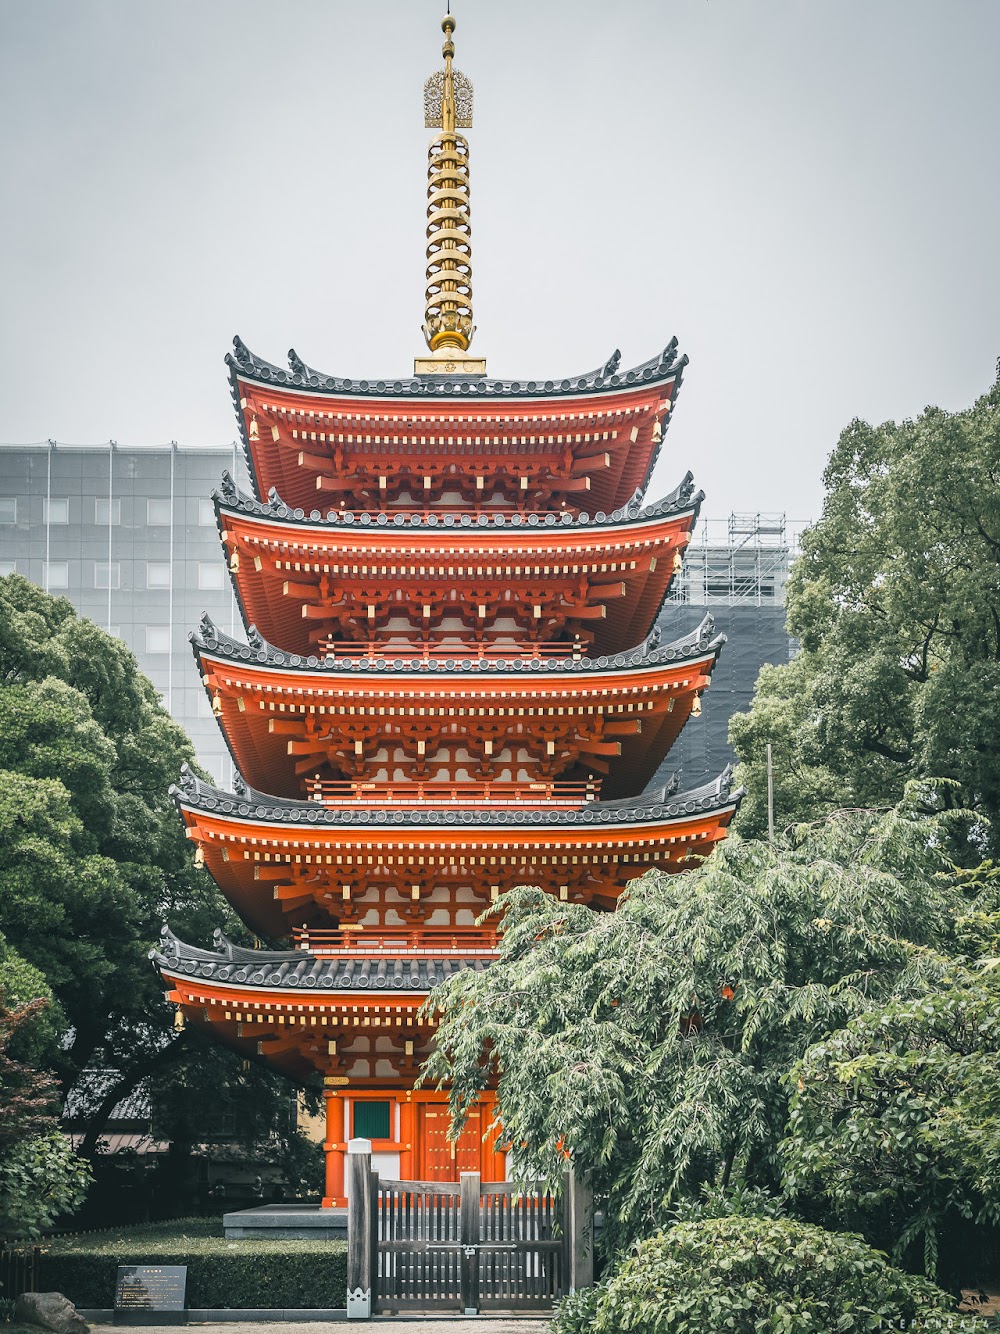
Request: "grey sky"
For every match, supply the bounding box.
[1,0,997,524]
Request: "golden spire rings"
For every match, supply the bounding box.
[419,13,481,367]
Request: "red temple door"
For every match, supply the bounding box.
[417,1104,483,1179]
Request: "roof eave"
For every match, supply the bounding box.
[169,764,741,832]
[225,338,686,404]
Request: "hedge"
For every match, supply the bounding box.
[39,1219,347,1310]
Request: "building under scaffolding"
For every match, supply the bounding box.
[648,513,797,790]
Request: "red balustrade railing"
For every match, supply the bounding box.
[290,925,501,956]
[328,506,585,521]
[303,778,601,807]
[319,636,589,663]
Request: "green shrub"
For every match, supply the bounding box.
[0,1134,92,1240]
[39,1219,347,1310]
[571,1216,980,1334]
[550,1281,606,1334]
[669,1183,787,1223]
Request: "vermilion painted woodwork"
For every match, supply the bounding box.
[196,649,716,798]
[218,504,695,657]
[161,957,502,1203]
[175,798,738,938]
[235,378,677,514]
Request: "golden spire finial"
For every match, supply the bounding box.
[441,11,457,134]
[416,9,486,374]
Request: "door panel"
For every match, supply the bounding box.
[418,1105,483,1179]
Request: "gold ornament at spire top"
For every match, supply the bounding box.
[416,10,486,375]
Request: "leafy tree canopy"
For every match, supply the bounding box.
[0,991,91,1239]
[423,785,973,1255]
[784,959,1000,1280]
[0,932,64,1067]
[730,371,1000,851]
[0,994,59,1151]
[0,575,305,1158]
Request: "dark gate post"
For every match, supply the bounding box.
[567,1167,593,1293]
[347,1137,373,1319]
[460,1170,481,1315]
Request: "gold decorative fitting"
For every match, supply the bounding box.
[419,12,482,367]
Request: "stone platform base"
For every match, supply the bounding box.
[222,1204,348,1240]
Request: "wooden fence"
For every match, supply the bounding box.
[345,1136,592,1318]
[0,1246,40,1305]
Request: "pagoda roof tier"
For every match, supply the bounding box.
[227,337,686,513]
[153,928,472,1082]
[193,615,724,800]
[216,471,702,657]
[155,927,487,997]
[171,764,742,937]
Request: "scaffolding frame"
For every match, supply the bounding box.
[667,512,792,608]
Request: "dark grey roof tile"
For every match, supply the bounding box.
[169,764,743,828]
[192,608,724,678]
[227,336,685,401]
[213,467,703,533]
[151,926,490,996]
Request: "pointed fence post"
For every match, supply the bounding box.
[567,1167,593,1293]
[460,1170,481,1315]
[347,1138,373,1319]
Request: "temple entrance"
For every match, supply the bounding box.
[417,1104,484,1179]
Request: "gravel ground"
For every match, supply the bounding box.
[91,1323,550,1333]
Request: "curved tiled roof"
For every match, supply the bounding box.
[192,611,724,679]
[152,926,487,994]
[170,763,742,829]
[213,468,704,533]
[227,336,687,401]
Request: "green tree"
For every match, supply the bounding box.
[422,787,969,1253]
[0,574,305,1160]
[0,992,91,1238]
[0,995,58,1151]
[730,370,1000,849]
[783,965,1000,1281]
[0,932,64,1067]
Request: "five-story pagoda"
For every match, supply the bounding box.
[154,13,741,1206]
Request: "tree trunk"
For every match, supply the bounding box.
[720,1138,738,1191]
[75,1032,190,1160]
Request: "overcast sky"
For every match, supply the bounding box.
[1,0,997,525]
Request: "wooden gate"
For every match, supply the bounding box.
[346,1142,592,1318]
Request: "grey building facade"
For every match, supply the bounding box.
[0,447,794,794]
[652,515,795,789]
[0,441,248,785]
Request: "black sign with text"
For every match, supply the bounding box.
[114,1265,187,1313]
